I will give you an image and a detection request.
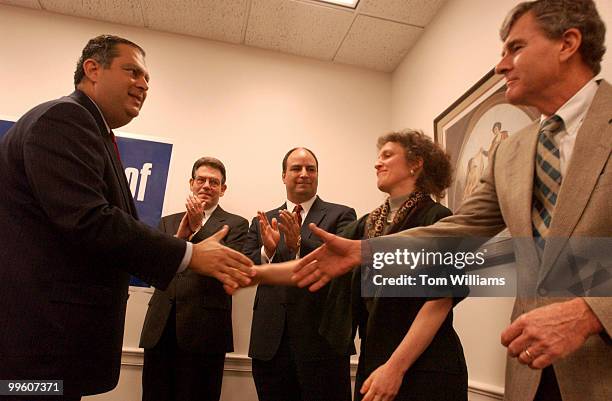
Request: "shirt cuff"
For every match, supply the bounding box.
[177,242,193,273]
[260,245,274,263]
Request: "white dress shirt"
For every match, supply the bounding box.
[541,78,599,177]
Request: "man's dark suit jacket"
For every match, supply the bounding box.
[0,91,185,396]
[140,207,248,353]
[243,196,356,361]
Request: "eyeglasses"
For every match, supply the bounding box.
[193,176,221,188]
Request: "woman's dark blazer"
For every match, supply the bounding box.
[320,197,468,390]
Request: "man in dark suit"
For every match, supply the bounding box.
[243,147,356,401]
[0,35,252,400]
[140,156,248,401]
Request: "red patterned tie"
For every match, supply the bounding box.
[109,131,121,161]
[293,204,303,226]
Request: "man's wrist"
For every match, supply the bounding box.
[288,235,301,254]
[573,298,604,336]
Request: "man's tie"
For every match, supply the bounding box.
[532,115,564,248]
[293,204,303,226]
[109,130,121,161]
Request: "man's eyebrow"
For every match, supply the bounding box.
[502,39,524,55]
[123,63,150,81]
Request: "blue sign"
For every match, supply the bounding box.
[116,135,173,228]
[1,119,172,287]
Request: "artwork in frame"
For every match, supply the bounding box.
[433,69,540,265]
[434,69,540,212]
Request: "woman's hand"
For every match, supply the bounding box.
[360,361,405,401]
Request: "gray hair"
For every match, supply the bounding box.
[500,0,606,75]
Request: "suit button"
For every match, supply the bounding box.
[538,287,548,296]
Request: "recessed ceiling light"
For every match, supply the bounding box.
[314,0,360,9]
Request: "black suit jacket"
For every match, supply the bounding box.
[139,207,248,354]
[321,199,467,384]
[243,196,356,361]
[0,91,185,396]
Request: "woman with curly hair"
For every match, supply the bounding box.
[335,129,468,401]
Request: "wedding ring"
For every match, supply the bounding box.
[524,348,533,361]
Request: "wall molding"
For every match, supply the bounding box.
[468,380,504,400]
[122,348,504,399]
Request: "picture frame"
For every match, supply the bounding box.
[433,69,540,264]
[434,69,539,212]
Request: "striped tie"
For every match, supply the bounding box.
[532,115,564,248]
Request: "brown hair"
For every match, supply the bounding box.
[74,34,145,87]
[192,157,227,184]
[377,129,453,198]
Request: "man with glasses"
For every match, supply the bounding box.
[140,157,248,401]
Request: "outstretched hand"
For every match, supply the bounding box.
[291,223,362,291]
[189,225,255,291]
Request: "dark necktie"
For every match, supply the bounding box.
[532,115,564,248]
[109,130,121,161]
[293,204,303,226]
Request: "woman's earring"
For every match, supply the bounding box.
[410,169,415,175]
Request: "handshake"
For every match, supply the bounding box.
[188,222,364,295]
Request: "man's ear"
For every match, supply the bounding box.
[219,184,227,197]
[82,58,101,83]
[559,27,582,63]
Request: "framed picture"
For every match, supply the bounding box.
[434,69,539,212]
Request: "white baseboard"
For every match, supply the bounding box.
[122,348,504,400]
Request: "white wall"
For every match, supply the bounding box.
[390,0,612,394]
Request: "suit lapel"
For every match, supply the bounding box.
[70,90,137,216]
[541,81,612,273]
[505,122,539,238]
[302,196,326,240]
[191,206,227,243]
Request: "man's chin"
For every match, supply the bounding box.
[504,88,524,105]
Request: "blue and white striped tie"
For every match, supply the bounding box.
[532,115,564,248]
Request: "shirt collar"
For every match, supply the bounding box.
[540,78,598,136]
[286,195,317,215]
[204,203,219,216]
[200,203,219,227]
[84,93,112,134]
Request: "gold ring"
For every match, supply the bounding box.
[524,348,533,360]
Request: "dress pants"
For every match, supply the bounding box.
[251,330,351,401]
[533,367,562,401]
[142,308,225,401]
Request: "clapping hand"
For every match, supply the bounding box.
[278,209,301,253]
[258,211,280,259]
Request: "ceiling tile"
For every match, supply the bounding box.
[40,0,145,26]
[0,0,41,8]
[358,0,447,27]
[335,14,421,72]
[142,0,248,44]
[245,0,354,61]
